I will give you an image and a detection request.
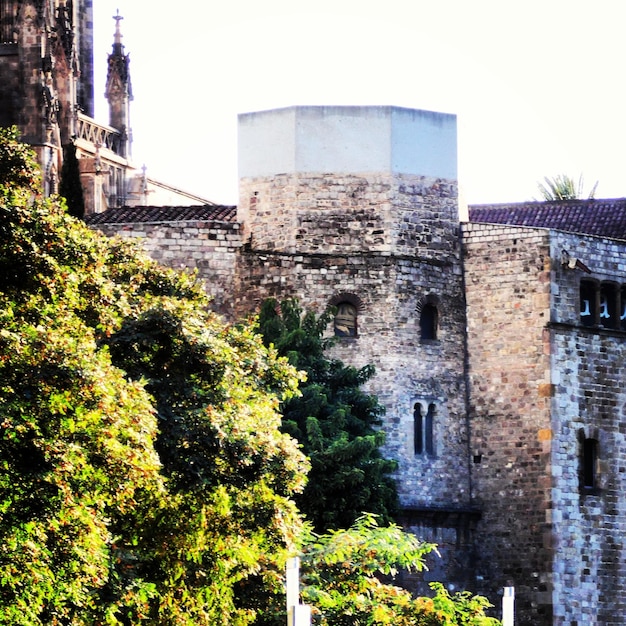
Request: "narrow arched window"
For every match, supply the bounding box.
[599,283,618,329]
[334,302,357,337]
[425,403,435,456]
[414,403,423,455]
[420,304,438,341]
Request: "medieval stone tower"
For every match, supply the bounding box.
[234,106,476,583]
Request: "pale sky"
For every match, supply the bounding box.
[93,1,626,207]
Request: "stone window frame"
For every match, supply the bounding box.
[413,399,437,458]
[417,294,440,342]
[579,278,626,331]
[329,292,363,338]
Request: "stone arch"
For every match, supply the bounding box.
[329,292,363,337]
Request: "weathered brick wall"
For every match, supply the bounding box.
[463,223,554,625]
[92,220,241,318]
[548,232,626,626]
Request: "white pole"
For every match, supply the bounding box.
[286,557,300,616]
[285,557,311,625]
[502,586,515,626]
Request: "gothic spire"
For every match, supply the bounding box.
[105,10,132,157]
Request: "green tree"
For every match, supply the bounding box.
[59,141,85,218]
[0,133,309,625]
[267,515,500,626]
[257,298,398,532]
[535,173,598,201]
[0,126,40,189]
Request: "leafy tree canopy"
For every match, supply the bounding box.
[257,298,398,532]
[299,515,500,626]
[0,129,308,625]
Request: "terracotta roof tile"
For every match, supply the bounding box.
[468,198,626,240]
[84,204,237,225]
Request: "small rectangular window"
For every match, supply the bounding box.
[582,437,598,492]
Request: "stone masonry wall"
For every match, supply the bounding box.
[0,46,20,128]
[90,170,477,600]
[463,223,554,625]
[92,220,241,318]
[237,173,458,258]
[234,172,475,595]
[548,232,626,626]
[236,171,469,503]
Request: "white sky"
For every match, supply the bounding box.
[93,0,626,207]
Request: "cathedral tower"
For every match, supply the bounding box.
[104,10,132,159]
[0,0,94,192]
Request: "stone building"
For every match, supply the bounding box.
[87,106,626,626]
[5,7,626,626]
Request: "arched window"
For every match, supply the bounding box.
[420,304,438,341]
[334,302,357,337]
[414,402,435,456]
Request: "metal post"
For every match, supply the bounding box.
[502,586,515,626]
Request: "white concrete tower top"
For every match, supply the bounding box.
[238,105,457,181]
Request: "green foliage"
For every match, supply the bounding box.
[535,173,598,201]
[0,136,309,624]
[257,298,398,532]
[296,515,500,626]
[59,141,85,218]
[0,126,41,190]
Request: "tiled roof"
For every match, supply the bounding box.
[84,204,237,225]
[468,198,626,240]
